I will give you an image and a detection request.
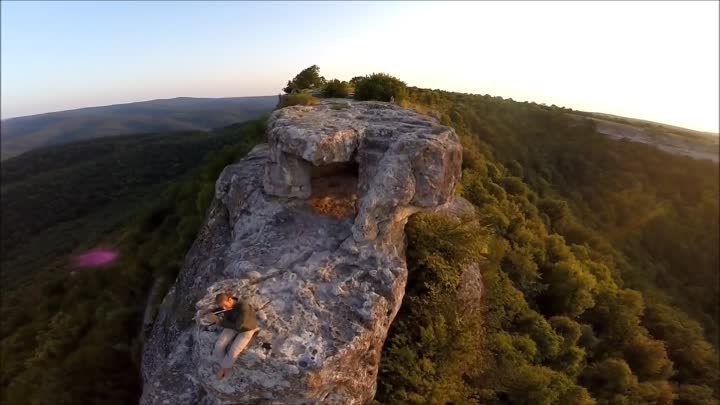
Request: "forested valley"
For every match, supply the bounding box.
[1,70,717,405]
[377,85,719,405]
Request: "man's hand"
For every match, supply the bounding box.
[198,312,220,326]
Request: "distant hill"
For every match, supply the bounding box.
[0,96,277,159]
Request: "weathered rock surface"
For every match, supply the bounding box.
[140,100,463,405]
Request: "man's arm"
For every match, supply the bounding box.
[220,315,235,329]
[220,304,239,329]
[197,307,222,326]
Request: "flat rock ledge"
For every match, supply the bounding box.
[140,100,463,405]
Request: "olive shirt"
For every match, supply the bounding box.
[214,298,258,332]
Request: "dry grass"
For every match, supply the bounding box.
[308,193,358,219]
[308,173,358,219]
[279,93,320,108]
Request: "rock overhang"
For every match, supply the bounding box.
[264,100,463,242]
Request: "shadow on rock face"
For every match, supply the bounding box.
[308,163,359,220]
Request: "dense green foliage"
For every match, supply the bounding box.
[322,79,352,98]
[0,120,266,405]
[349,76,364,85]
[375,88,719,405]
[278,92,320,108]
[282,66,407,102]
[0,96,276,160]
[282,64,326,93]
[1,123,267,287]
[353,73,408,103]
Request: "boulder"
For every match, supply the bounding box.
[140,100,463,405]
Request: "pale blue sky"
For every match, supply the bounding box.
[2,1,718,132]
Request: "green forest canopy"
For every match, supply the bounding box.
[1,121,267,404]
[0,65,717,405]
[377,86,719,405]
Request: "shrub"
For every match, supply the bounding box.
[377,212,487,404]
[322,79,351,98]
[278,93,319,108]
[353,73,408,103]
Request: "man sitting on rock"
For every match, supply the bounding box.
[203,292,260,380]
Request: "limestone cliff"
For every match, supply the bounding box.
[140,100,464,405]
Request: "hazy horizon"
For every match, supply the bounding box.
[2,1,718,132]
[3,94,718,137]
[0,95,276,120]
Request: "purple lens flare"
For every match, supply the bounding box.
[71,248,119,269]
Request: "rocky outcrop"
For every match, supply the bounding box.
[583,115,720,163]
[140,100,463,405]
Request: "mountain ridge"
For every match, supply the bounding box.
[1,96,278,122]
[0,96,277,159]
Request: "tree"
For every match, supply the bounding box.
[540,259,597,317]
[282,65,326,93]
[507,365,594,405]
[583,287,644,348]
[643,303,719,389]
[538,197,572,230]
[622,335,673,380]
[549,316,587,377]
[582,358,638,404]
[676,384,719,405]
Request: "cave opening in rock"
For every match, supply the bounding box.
[308,161,359,219]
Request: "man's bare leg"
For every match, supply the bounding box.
[216,368,231,380]
[216,328,260,380]
[213,328,237,360]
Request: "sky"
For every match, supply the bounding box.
[1,1,718,132]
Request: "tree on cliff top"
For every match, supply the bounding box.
[283,65,326,94]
